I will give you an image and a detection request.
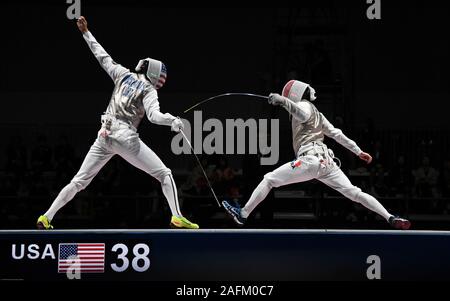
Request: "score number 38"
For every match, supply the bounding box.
[110,243,150,272]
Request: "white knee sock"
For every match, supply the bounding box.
[241,179,272,219]
[161,175,182,218]
[44,182,78,221]
[356,192,392,221]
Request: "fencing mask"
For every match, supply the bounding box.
[135,58,167,89]
[282,80,317,102]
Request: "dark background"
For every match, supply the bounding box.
[1,1,449,229]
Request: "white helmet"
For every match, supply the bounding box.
[282,80,316,102]
[135,58,167,89]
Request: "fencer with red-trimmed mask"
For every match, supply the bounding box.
[223,79,410,230]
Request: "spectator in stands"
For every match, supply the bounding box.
[0,176,17,196]
[181,156,211,196]
[5,135,27,174]
[54,134,76,188]
[215,156,240,199]
[441,158,450,198]
[371,140,385,166]
[5,136,29,197]
[31,134,52,174]
[412,156,440,198]
[370,163,389,197]
[29,174,50,196]
[307,39,333,84]
[359,118,375,151]
[390,155,412,197]
[54,134,75,172]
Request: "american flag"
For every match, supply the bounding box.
[58,243,105,273]
[156,63,167,89]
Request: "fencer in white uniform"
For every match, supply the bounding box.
[223,80,410,230]
[37,16,198,229]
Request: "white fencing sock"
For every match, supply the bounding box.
[161,174,182,218]
[241,178,272,219]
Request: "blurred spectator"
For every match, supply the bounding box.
[31,134,52,173]
[0,175,18,196]
[215,156,240,199]
[442,158,450,198]
[4,136,29,197]
[412,156,440,198]
[54,134,76,188]
[181,156,211,196]
[370,163,389,197]
[29,174,49,196]
[360,118,375,149]
[54,134,75,172]
[390,155,412,197]
[371,140,385,166]
[307,39,333,84]
[5,136,27,174]
[286,70,299,81]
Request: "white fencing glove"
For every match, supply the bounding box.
[171,117,184,132]
[268,93,287,106]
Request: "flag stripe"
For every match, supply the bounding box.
[59,270,104,272]
[60,257,105,261]
[58,270,105,272]
[59,261,104,264]
[75,256,104,258]
[78,247,104,250]
[60,262,103,268]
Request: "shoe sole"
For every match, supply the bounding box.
[222,204,244,226]
[36,222,48,230]
[170,223,182,229]
[169,222,199,229]
[393,219,411,230]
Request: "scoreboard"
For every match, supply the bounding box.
[1,229,450,281]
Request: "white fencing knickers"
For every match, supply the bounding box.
[44,116,182,221]
[240,149,392,221]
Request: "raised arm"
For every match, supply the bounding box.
[76,16,129,82]
[322,114,373,164]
